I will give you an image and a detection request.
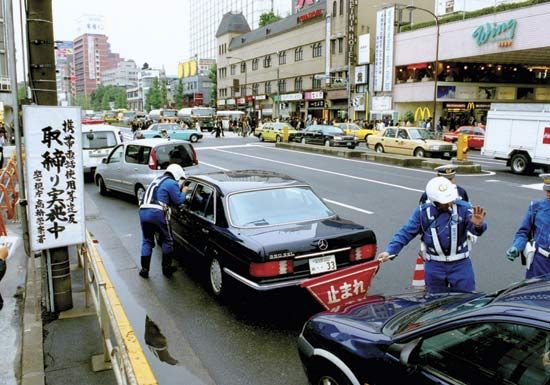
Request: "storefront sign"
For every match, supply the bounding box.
[544,127,550,144]
[351,93,366,111]
[374,10,385,92]
[455,86,477,100]
[308,100,325,108]
[217,99,226,106]
[357,34,370,64]
[298,9,323,23]
[305,91,324,100]
[246,95,254,102]
[254,95,266,100]
[23,106,85,251]
[354,65,368,85]
[497,86,516,100]
[327,90,347,100]
[237,97,246,104]
[280,93,303,101]
[414,107,431,121]
[443,102,491,111]
[472,19,517,47]
[382,6,395,92]
[226,99,236,105]
[371,96,392,112]
[536,88,550,101]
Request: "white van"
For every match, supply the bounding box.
[82,124,123,175]
[216,110,244,130]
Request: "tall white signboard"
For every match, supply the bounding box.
[374,10,385,92]
[382,7,395,92]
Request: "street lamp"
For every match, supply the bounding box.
[404,5,440,130]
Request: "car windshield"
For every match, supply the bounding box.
[163,110,177,117]
[408,129,435,140]
[313,126,343,134]
[192,108,214,117]
[228,187,335,227]
[383,293,495,336]
[82,131,118,149]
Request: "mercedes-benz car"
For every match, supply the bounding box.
[293,125,358,149]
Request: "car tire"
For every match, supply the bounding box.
[135,184,146,205]
[324,139,331,147]
[364,134,370,142]
[189,134,199,143]
[154,135,161,138]
[511,153,533,175]
[276,135,282,143]
[259,134,264,142]
[375,144,384,153]
[208,256,231,299]
[97,175,109,196]
[347,145,356,150]
[414,148,425,158]
[301,137,306,145]
[311,362,353,385]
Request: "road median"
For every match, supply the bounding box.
[275,142,482,173]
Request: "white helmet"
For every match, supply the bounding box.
[426,177,458,204]
[166,164,186,181]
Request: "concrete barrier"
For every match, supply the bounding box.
[275,142,482,173]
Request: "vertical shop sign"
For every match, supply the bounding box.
[382,7,395,92]
[374,10,385,92]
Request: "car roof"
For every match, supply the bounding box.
[309,125,341,129]
[488,276,550,312]
[188,170,307,195]
[82,124,120,132]
[124,138,191,147]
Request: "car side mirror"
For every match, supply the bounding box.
[102,158,107,164]
[398,338,422,366]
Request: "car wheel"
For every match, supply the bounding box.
[347,145,356,150]
[414,148,425,158]
[259,134,264,142]
[209,257,228,298]
[135,184,146,205]
[311,363,353,385]
[276,135,282,143]
[189,134,199,143]
[301,137,306,145]
[375,144,384,153]
[97,175,109,196]
[154,135,161,138]
[324,139,331,147]
[364,134,370,142]
[511,153,532,175]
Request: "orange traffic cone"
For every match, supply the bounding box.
[411,255,425,288]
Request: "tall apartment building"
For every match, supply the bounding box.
[189,0,293,60]
[55,41,74,106]
[102,59,138,88]
[126,68,166,111]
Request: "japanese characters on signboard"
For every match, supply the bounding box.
[23,106,85,251]
[354,65,368,85]
[357,34,370,64]
[382,6,395,92]
[352,93,366,111]
[374,10,385,92]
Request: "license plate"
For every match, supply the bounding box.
[309,255,337,275]
[347,142,352,146]
[444,152,450,157]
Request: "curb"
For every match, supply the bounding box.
[275,142,482,174]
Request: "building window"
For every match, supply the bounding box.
[278,79,286,93]
[230,64,236,75]
[231,87,235,97]
[340,0,344,15]
[252,58,258,70]
[295,77,303,91]
[332,1,337,16]
[240,85,246,96]
[265,81,272,94]
[313,77,322,89]
[338,38,344,54]
[278,51,286,65]
[312,43,322,58]
[263,55,271,68]
[252,83,259,95]
[240,62,246,73]
[295,47,303,62]
[330,40,335,55]
[218,67,227,78]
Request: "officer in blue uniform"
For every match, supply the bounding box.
[419,164,469,204]
[506,174,550,278]
[378,177,487,293]
[139,164,189,279]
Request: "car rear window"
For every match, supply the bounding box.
[82,131,118,149]
[125,145,151,165]
[155,143,195,169]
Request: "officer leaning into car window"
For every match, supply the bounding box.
[506,174,550,279]
[378,177,487,293]
[419,164,469,204]
[139,164,189,279]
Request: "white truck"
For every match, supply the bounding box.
[482,103,550,174]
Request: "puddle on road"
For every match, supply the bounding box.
[144,315,179,365]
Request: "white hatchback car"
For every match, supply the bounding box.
[94,138,198,203]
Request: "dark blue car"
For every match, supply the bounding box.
[298,276,550,385]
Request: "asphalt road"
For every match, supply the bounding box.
[87,132,545,385]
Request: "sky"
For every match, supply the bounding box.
[48,0,190,75]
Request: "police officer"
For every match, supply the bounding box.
[139,164,189,279]
[419,164,469,204]
[506,174,550,278]
[378,177,487,293]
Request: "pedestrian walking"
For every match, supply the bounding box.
[378,177,487,293]
[506,174,550,278]
[139,164,189,279]
[0,243,8,310]
[419,165,469,204]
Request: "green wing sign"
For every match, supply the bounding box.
[472,19,517,47]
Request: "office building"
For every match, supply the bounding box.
[177,58,216,107]
[55,41,74,106]
[102,60,138,88]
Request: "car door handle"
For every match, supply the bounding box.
[201,228,209,234]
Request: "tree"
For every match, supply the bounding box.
[259,11,281,27]
[142,62,149,70]
[90,85,128,110]
[145,78,162,111]
[207,64,217,106]
[160,79,168,108]
[114,90,127,109]
[175,79,184,109]
[73,94,92,109]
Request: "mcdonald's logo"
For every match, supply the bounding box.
[414,107,431,121]
[467,102,475,110]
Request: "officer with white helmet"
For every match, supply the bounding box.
[139,164,189,279]
[378,177,487,293]
[419,164,469,204]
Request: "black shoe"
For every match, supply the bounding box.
[162,266,177,278]
[139,268,149,279]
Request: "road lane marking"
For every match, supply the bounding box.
[213,148,424,193]
[521,183,543,190]
[486,179,501,183]
[198,161,229,171]
[323,199,374,215]
[195,143,268,151]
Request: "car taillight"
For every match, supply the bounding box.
[349,244,377,262]
[191,146,198,165]
[249,260,293,277]
[148,147,157,170]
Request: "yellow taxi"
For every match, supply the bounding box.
[258,122,297,143]
[367,127,457,159]
[335,122,379,142]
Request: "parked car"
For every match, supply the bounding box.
[335,122,379,142]
[170,170,377,299]
[257,122,297,142]
[82,123,122,176]
[299,275,550,385]
[135,123,203,143]
[443,126,485,150]
[94,138,198,203]
[294,125,358,149]
[367,127,456,158]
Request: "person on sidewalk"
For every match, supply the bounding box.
[139,164,189,279]
[419,164,469,204]
[0,244,8,310]
[378,177,487,293]
[506,174,550,278]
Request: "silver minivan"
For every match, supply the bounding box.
[94,138,198,203]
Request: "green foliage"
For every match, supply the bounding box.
[160,79,168,108]
[404,111,415,123]
[17,85,26,101]
[259,11,282,27]
[90,85,127,111]
[208,64,217,106]
[175,79,184,109]
[73,94,92,109]
[400,0,550,32]
[145,78,162,111]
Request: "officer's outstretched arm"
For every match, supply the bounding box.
[386,207,423,257]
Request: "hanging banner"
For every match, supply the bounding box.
[357,34,370,64]
[374,10,385,92]
[382,6,395,92]
[23,106,85,251]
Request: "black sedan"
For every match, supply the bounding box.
[294,125,358,149]
[170,170,377,299]
[298,276,550,385]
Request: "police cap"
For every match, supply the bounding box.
[540,173,550,191]
[434,164,457,179]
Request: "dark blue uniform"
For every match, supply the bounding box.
[139,175,187,275]
[512,199,550,279]
[386,200,487,293]
[419,185,469,204]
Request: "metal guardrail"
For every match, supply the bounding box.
[77,232,158,385]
